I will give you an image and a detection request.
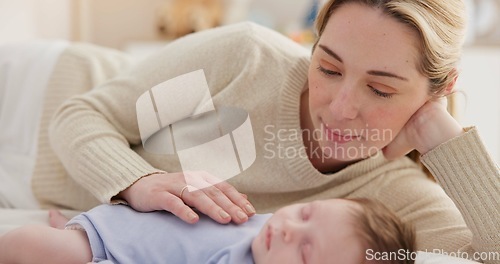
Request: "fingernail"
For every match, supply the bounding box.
[219,210,230,219]
[245,204,256,214]
[237,210,248,220]
[188,212,198,221]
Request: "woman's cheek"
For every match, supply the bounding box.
[309,84,330,112]
[311,83,336,111]
[366,108,402,144]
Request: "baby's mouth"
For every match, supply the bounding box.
[266,225,272,250]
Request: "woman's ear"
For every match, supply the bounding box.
[444,68,459,95]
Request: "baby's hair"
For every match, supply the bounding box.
[348,198,416,264]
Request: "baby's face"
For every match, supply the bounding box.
[252,199,364,264]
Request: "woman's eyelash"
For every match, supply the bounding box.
[317,65,341,76]
[316,65,393,99]
[369,86,393,99]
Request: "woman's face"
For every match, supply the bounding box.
[306,3,431,161]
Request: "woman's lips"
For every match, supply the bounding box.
[323,123,360,144]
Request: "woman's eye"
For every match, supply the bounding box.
[317,65,341,76]
[369,86,393,99]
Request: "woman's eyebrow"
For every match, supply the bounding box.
[319,44,409,82]
[318,44,343,63]
[367,70,409,81]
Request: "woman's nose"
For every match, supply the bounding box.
[329,84,359,120]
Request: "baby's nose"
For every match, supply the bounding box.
[281,220,305,243]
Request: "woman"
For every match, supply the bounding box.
[29,0,498,262]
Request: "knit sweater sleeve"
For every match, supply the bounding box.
[421,127,500,264]
[48,22,271,203]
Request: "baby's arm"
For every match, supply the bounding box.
[0,224,91,264]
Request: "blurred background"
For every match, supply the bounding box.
[0,0,499,163]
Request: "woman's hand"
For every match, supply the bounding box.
[116,171,256,225]
[383,96,464,160]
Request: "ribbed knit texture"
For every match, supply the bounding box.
[422,127,500,262]
[32,22,499,263]
[32,44,136,209]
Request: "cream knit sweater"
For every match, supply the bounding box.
[32,23,499,262]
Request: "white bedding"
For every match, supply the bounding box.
[0,40,68,209]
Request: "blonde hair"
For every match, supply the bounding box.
[314,0,466,96]
[349,198,416,264]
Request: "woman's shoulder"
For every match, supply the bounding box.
[236,22,310,53]
[176,21,310,57]
[200,21,292,41]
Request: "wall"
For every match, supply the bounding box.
[76,0,166,49]
[0,0,315,48]
[73,0,253,50]
[0,0,72,43]
[455,46,500,163]
[247,0,312,31]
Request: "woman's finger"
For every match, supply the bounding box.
[155,191,200,224]
[200,171,255,216]
[182,171,255,222]
[200,172,256,220]
[382,129,413,160]
[202,184,251,224]
[181,188,234,224]
[213,181,256,216]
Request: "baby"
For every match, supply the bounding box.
[0,198,415,264]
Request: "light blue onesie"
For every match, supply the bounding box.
[66,204,271,264]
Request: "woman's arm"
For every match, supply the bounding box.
[384,97,499,263]
[48,23,264,223]
[421,127,500,264]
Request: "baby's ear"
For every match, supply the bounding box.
[443,68,459,95]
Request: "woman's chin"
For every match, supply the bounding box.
[317,140,380,161]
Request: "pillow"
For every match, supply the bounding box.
[416,251,482,264]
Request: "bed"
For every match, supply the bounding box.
[0,41,484,264]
